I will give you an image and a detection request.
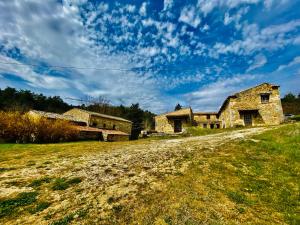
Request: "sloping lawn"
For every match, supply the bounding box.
[110,123,300,224]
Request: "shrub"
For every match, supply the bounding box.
[0,192,38,218]
[0,111,79,143]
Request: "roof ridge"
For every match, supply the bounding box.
[71,108,132,123]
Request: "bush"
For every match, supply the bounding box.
[0,111,79,143]
[291,115,300,121]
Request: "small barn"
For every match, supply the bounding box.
[29,108,132,141]
[154,108,193,133]
[63,108,132,135]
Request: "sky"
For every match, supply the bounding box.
[0,0,299,113]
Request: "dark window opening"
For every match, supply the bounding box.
[207,115,210,119]
[261,94,270,103]
[216,115,219,119]
[91,122,97,127]
[216,124,220,129]
[203,124,207,128]
[103,123,106,128]
[210,124,214,129]
[113,125,116,130]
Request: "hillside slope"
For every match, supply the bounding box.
[0,124,299,224]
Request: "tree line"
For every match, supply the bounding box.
[281,93,300,115]
[0,87,155,139]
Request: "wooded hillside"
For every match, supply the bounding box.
[0,87,155,139]
[281,93,300,115]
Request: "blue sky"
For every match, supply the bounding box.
[0,0,299,113]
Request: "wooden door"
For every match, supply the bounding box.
[244,113,252,126]
[174,120,182,133]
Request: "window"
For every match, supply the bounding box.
[203,124,207,128]
[103,123,106,128]
[210,124,214,129]
[206,114,210,119]
[91,122,97,127]
[261,94,270,103]
[113,125,116,130]
[216,124,220,129]
[216,115,219,119]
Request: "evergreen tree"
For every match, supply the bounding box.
[174,103,182,111]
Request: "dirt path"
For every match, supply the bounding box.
[0,127,273,224]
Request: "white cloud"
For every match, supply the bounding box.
[276,56,300,71]
[124,4,136,13]
[197,0,259,16]
[185,74,258,111]
[163,0,173,11]
[179,5,201,28]
[0,55,71,89]
[213,19,300,56]
[0,0,175,113]
[139,2,147,16]
[224,13,233,26]
[247,54,267,72]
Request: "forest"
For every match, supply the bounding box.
[0,87,155,139]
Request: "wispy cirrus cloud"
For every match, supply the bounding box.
[0,0,299,113]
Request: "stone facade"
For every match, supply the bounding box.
[219,83,284,128]
[193,113,221,129]
[63,108,132,134]
[155,83,284,133]
[155,108,193,133]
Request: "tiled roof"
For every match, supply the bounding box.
[159,108,192,117]
[70,108,132,123]
[29,110,86,123]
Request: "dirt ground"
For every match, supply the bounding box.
[0,127,272,224]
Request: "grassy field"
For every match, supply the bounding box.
[0,124,299,224]
[110,124,300,224]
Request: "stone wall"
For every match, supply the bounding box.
[103,134,129,142]
[63,109,90,124]
[155,115,191,133]
[194,114,221,128]
[64,108,132,134]
[219,83,284,128]
[90,116,132,134]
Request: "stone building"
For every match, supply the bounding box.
[29,108,132,141]
[155,83,284,133]
[63,108,132,141]
[218,83,284,128]
[154,108,193,133]
[193,112,221,129]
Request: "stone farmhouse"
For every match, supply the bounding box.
[29,108,132,141]
[155,83,284,133]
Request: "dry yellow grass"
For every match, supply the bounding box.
[0,124,299,224]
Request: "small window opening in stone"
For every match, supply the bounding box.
[113,125,116,130]
[261,94,270,103]
[103,123,106,128]
[203,124,207,128]
[207,114,210,119]
[216,124,220,129]
[216,115,219,119]
[210,124,214,129]
[91,122,97,127]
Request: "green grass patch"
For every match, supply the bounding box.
[227,191,251,205]
[52,177,82,191]
[29,177,52,188]
[29,201,51,214]
[0,192,38,218]
[50,209,87,225]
